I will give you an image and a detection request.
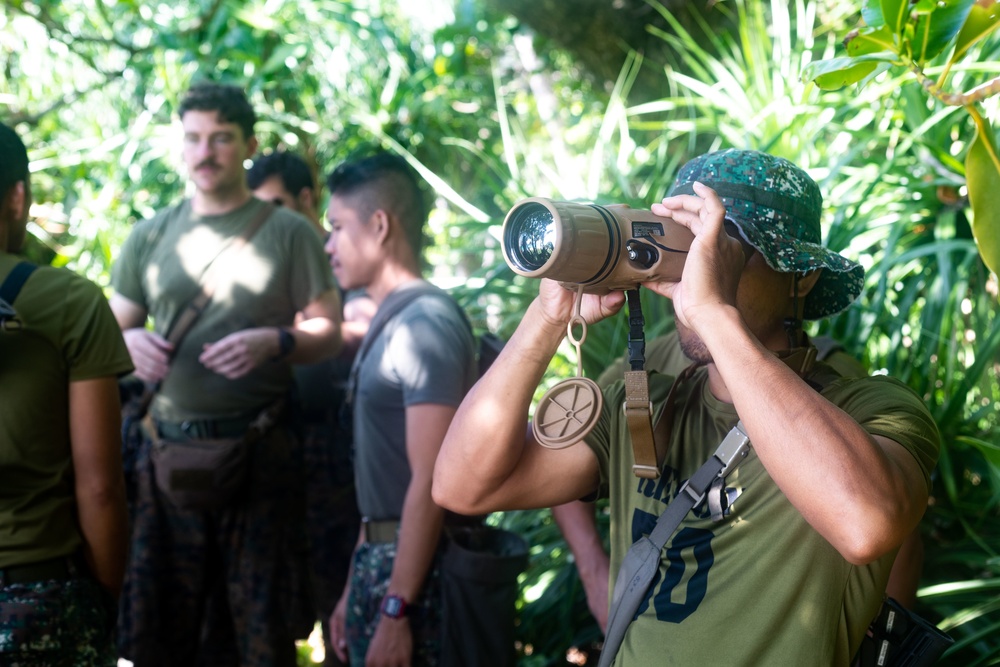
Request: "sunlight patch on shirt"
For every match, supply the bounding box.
[175,226,272,301]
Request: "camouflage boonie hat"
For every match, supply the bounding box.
[669,148,864,320]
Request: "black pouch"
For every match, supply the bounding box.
[854,597,954,667]
[440,525,529,667]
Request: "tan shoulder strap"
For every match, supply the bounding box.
[135,202,275,418]
[165,202,275,347]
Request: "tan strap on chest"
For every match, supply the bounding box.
[627,345,821,479]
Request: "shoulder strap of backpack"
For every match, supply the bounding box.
[0,261,38,304]
[346,283,459,407]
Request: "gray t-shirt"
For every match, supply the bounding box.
[352,282,476,519]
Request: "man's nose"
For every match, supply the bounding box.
[193,138,215,161]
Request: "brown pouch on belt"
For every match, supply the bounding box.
[145,400,284,511]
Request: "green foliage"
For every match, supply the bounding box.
[803,0,1000,275]
[3,0,1000,664]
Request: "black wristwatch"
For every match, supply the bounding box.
[273,327,296,361]
[380,594,411,619]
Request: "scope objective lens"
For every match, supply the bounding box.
[505,203,556,272]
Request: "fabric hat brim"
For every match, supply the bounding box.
[670,181,865,320]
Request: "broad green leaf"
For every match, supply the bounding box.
[911,0,976,63]
[966,119,1000,277]
[881,0,910,34]
[802,51,897,89]
[954,1,1000,59]
[862,0,886,27]
[812,61,880,89]
[845,25,897,56]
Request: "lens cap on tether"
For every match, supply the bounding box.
[533,377,604,449]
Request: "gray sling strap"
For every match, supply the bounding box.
[597,421,752,667]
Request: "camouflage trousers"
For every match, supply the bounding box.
[346,541,443,666]
[118,425,310,667]
[0,576,116,666]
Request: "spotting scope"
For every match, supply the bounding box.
[501,198,695,293]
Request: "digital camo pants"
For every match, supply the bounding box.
[346,540,443,666]
[0,576,115,666]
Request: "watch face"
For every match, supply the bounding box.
[381,595,407,618]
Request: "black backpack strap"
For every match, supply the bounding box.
[0,261,38,304]
[346,282,460,407]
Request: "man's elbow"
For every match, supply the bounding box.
[432,468,487,516]
[833,515,917,566]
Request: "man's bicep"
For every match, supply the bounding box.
[406,403,458,479]
[109,293,147,330]
[876,434,931,520]
[299,288,342,325]
[494,425,602,510]
[69,377,124,480]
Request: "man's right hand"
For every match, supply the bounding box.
[329,592,350,663]
[122,328,173,383]
[537,279,625,332]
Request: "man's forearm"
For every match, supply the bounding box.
[388,483,445,603]
[698,306,928,563]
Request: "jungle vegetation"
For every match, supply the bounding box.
[2,0,998,664]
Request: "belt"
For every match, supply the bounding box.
[155,414,257,440]
[362,518,400,544]
[0,554,85,587]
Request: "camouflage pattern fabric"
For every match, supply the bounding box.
[0,576,116,666]
[668,148,865,319]
[118,424,309,667]
[346,541,443,666]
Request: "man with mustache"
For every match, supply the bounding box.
[109,82,342,666]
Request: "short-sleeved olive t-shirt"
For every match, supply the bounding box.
[0,255,134,568]
[585,369,939,666]
[112,198,336,421]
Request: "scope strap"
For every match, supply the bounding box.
[622,288,663,479]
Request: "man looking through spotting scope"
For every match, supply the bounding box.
[433,149,939,665]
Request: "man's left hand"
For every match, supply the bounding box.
[364,616,413,667]
[199,327,280,379]
[645,181,746,331]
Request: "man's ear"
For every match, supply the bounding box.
[3,181,26,221]
[244,135,259,160]
[298,187,317,216]
[791,268,823,297]
[371,209,391,244]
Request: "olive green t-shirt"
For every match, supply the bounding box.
[585,369,939,666]
[0,255,134,568]
[597,329,868,388]
[112,198,336,421]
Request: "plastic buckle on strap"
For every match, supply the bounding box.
[715,422,751,478]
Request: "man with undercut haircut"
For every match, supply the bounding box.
[324,152,477,667]
[110,82,342,666]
